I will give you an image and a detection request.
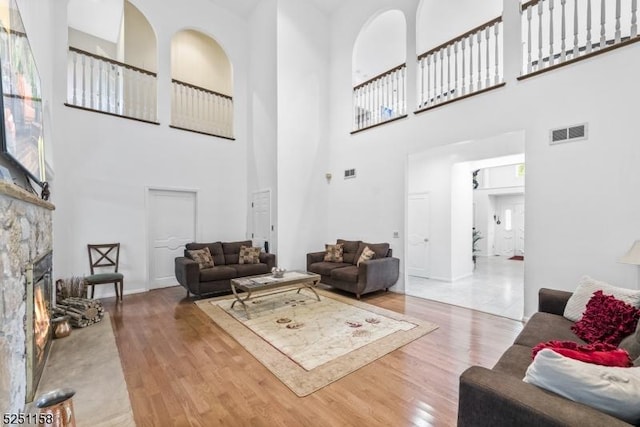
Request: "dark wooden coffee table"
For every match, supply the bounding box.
[230,271,321,319]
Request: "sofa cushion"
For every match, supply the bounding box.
[357,246,375,266]
[514,312,586,348]
[524,349,640,424]
[308,261,351,276]
[571,290,640,345]
[564,275,640,321]
[186,242,225,266]
[186,247,214,269]
[619,322,640,361]
[324,243,344,262]
[223,240,252,265]
[229,263,270,277]
[355,242,389,263]
[492,344,533,378]
[199,266,237,282]
[337,239,361,264]
[532,341,632,367]
[330,265,359,283]
[239,245,261,264]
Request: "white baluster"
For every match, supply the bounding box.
[446,45,451,100]
[573,0,580,58]
[494,23,500,84]
[89,58,95,109]
[586,0,593,52]
[615,0,621,43]
[81,54,86,107]
[527,6,533,74]
[485,27,490,88]
[632,0,638,38]
[549,0,555,66]
[469,35,474,92]
[401,66,406,115]
[72,51,78,105]
[538,2,544,69]
[561,0,567,62]
[461,38,467,95]
[439,49,444,102]
[419,58,425,108]
[454,41,459,98]
[432,51,438,102]
[600,0,606,49]
[476,31,482,90]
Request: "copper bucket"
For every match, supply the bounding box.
[35,388,76,427]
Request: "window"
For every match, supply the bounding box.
[505,209,512,231]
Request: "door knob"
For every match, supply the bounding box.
[424,238,429,242]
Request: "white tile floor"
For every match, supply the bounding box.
[405,255,524,320]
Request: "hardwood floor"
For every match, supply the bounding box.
[103,286,523,426]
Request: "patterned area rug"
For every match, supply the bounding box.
[195,289,438,396]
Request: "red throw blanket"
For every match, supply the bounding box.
[532,340,632,367]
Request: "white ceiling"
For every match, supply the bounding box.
[206,0,344,18]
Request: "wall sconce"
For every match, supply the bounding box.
[325,173,332,183]
[619,240,640,288]
[493,214,501,225]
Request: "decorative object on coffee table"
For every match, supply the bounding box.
[271,267,286,278]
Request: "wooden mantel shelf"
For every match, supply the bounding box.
[0,181,55,210]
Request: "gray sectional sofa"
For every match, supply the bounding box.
[458,288,639,426]
[174,240,276,297]
[306,239,399,299]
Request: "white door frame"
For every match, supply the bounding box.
[250,188,272,252]
[407,191,431,278]
[145,186,199,291]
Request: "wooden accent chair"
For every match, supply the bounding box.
[85,243,123,301]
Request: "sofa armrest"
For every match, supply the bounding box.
[259,252,277,270]
[306,251,326,271]
[538,288,573,315]
[458,366,630,427]
[175,257,200,291]
[358,257,399,294]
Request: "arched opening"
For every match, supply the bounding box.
[66,0,158,122]
[170,29,234,139]
[351,10,406,132]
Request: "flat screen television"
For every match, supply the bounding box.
[0,0,45,186]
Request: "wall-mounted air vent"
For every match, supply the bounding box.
[344,169,356,179]
[550,123,588,145]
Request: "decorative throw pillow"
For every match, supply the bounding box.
[619,322,640,362]
[532,340,632,367]
[523,349,640,424]
[238,246,261,264]
[571,290,640,346]
[356,246,375,266]
[187,247,214,269]
[563,275,640,321]
[324,243,344,262]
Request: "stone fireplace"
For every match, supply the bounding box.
[0,182,54,414]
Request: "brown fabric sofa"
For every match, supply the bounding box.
[174,240,276,297]
[306,239,399,299]
[457,288,639,427]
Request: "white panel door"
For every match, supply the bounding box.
[148,189,197,289]
[408,193,430,278]
[494,195,525,257]
[252,189,271,252]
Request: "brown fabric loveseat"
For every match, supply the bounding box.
[458,288,640,427]
[306,239,399,299]
[175,240,276,298]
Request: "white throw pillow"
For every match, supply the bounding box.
[563,275,640,321]
[524,349,640,424]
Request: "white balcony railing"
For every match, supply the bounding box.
[66,47,157,123]
[352,64,407,133]
[417,17,504,112]
[170,79,234,140]
[521,0,639,76]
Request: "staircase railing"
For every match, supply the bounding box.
[416,16,504,113]
[352,64,407,133]
[170,79,234,140]
[520,0,639,78]
[66,47,158,123]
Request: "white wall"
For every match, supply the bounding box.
[329,0,640,316]
[276,0,330,269]
[45,0,252,297]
